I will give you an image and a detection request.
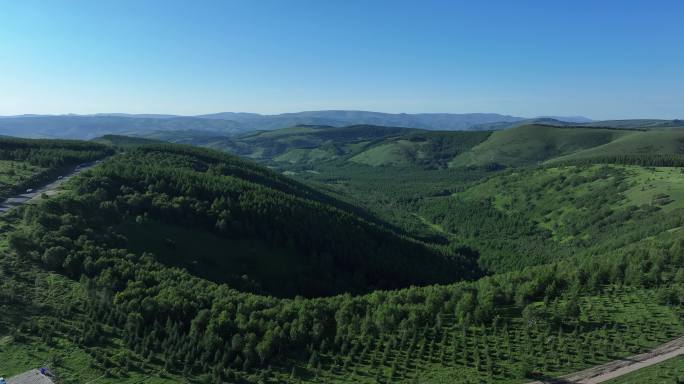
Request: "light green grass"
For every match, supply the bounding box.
[549,129,684,163]
[619,167,684,212]
[350,140,425,166]
[603,355,684,384]
[285,286,684,383]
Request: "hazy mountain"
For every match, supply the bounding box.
[8,111,668,141]
[538,115,594,123]
[195,110,528,131]
[0,115,242,139]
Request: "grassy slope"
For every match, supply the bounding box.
[549,129,684,163]
[414,163,684,274]
[461,164,684,229]
[619,167,684,212]
[449,125,631,168]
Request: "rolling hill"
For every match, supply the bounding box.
[0,133,682,384]
[0,111,597,141]
[549,128,684,165]
[136,125,493,168]
[195,110,528,131]
[132,123,684,172]
[448,125,631,168]
[446,124,684,168]
[0,115,243,139]
[10,143,481,298]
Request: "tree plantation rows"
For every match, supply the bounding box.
[557,154,684,168]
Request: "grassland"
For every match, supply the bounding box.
[619,167,684,212]
[349,139,426,166]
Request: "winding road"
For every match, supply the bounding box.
[0,161,100,213]
[528,335,684,383]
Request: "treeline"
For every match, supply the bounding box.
[0,136,113,168]
[555,154,684,167]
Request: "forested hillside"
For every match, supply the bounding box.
[0,131,682,384]
[9,144,480,297]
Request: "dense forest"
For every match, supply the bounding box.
[0,134,683,383]
[10,144,481,297]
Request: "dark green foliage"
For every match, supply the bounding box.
[555,154,684,167]
[0,136,112,168]
[18,143,481,298]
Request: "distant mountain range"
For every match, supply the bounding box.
[0,111,598,139]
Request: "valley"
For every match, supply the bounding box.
[0,123,683,384]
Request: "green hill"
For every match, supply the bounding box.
[549,128,684,165]
[449,124,630,168]
[1,134,683,384]
[138,125,492,169]
[10,144,480,298]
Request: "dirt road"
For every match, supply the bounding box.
[0,161,100,213]
[528,335,684,383]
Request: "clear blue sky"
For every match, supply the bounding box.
[1,0,682,119]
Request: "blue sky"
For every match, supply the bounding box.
[1,0,682,119]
